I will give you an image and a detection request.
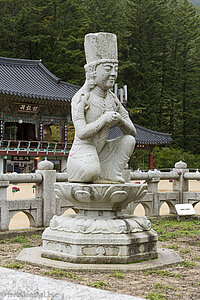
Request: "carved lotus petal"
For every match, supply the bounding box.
[109,190,127,203]
[74,190,92,202]
[54,182,147,210]
[132,185,147,202]
[71,185,99,203]
[117,224,127,233]
[50,215,59,229]
[75,224,85,232]
[54,186,66,201]
[103,185,130,202]
[54,183,72,202]
[116,184,147,210]
[49,214,151,234]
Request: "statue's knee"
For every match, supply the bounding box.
[80,164,101,183]
[123,135,136,149]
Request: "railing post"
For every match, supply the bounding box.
[173,161,189,204]
[0,181,10,230]
[36,160,56,227]
[147,175,160,216]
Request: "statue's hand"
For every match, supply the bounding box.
[114,112,123,125]
[80,93,90,110]
[104,111,123,125]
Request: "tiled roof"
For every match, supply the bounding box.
[0,56,172,146]
[108,124,172,146]
[0,57,79,102]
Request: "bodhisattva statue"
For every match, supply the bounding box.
[67,32,136,183]
[41,32,159,265]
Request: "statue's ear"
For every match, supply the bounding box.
[84,64,97,89]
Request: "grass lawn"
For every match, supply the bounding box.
[0,217,200,300]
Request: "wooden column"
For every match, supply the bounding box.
[36,123,40,141]
[61,123,67,143]
[61,125,64,143]
[149,147,154,170]
[18,123,22,140]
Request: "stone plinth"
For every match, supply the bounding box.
[42,183,158,263]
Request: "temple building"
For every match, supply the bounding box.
[0,57,79,173]
[0,57,172,173]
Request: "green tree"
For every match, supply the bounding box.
[0,0,26,57]
[44,0,90,85]
[1,0,200,157]
[120,0,200,155]
[163,0,200,152]
[121,0,173,131]
[153,146,200,169]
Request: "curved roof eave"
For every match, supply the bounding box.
[108,125,172,146]
[0,56,79,102]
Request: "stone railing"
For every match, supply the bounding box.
[0,160,199,231]
[0,160,71,231]
[126,160,200,216]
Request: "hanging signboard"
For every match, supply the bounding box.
[11,156,30,161]
[15,103,40,113]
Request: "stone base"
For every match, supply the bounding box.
[17,246,184,271]
[42,226,158,264]
[43,182,157,263]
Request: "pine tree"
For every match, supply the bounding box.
[45,0,91,85]
[0,0,26,57]
[121,0,172,131]
[1,0,200,154]
[163,0,200,152]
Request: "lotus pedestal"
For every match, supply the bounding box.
[42,183,158,264]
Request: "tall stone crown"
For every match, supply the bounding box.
[84,32,118,65]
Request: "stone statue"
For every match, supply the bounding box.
[42,33,158,264]
[67,32,136,183]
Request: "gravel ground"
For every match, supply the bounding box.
[0,218,200,300]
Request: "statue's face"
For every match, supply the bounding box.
[95,62,118,91]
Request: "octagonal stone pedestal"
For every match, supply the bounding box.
[42,183,158,264]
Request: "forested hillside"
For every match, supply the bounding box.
[1,0,200,156]
[190,0,200,6]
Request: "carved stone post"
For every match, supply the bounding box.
[0,181,10,230]
[173,161,189,204]
[36,160,56,227]
[147,175,160,216]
